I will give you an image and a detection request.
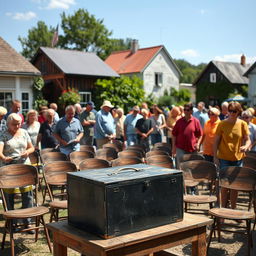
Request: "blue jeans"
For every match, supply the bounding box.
[126,134,138,146]
[150,134,162,145]
[219,159,243,169]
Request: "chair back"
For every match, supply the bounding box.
[112,157,143,167]
[118,150,143,159]
[43,161,77,184]
[103,143,121,152]
[243,156,256,169]
[146,155,174,168]
[41,151,68,164]
[95,148,118,161]
[179,160,217,182]
[29,150,40,165]
[219,166,256,192]
[179,153,205,162]
[0,164,38,189]
[0,164,38,210]
[79,145,95,153]
[69,151,95,169]
[146,150,169,158]
[154,142,172,150]
[79,158,110,170]
[152,146,171,154]
[111,139,124,151]
[127,145,146,156]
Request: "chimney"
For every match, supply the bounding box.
[131,39,139,54]
[241,54,246,66]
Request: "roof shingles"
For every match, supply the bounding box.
[0,37,40,75]
[105,46,163,74]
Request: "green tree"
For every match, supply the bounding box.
[175,59,206,84]
[94,75,145,112]
[60,8,112,59]
[18,21,55,59]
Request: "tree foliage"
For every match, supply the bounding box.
[158,88,191,108]
[175,59,206,84]
[19,9,131,60]
[18,21,55,59]
[32,77,48,110]
[94,75,145,112]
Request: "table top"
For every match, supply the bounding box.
[47,213,213,251]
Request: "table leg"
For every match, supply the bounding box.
[192,226,207,256]
[53,240,67,256]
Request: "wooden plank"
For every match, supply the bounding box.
[43,73,65,80]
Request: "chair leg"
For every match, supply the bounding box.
[35,216,40,242]
[9,220,15,256]
[1,221,8,250]
[216,218,222,242]
[184,202,188,212]
[207,218,216,253]
[41,216,52,253]
[246,220,252,256]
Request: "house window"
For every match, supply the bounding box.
[155,72,163,87]
[0,92,13,110]
[21,92,29,114]
[210,73,216,83]
[79,92,92,107]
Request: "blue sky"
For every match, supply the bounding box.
[0,0,255,65]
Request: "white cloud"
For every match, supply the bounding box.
[46,0,75,9]
[181,49,199,58]
[6,11,37,21]
[200,9,206,15]
[214,54,256,64]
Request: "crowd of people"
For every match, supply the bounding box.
[0,98,256,226]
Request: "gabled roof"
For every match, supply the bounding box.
[0,37,40,76]
[194,60,250,85]
[37,47,119,77]
[244,61,256,77]
[105,45,181,75]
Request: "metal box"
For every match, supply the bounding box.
[67,164,183,238]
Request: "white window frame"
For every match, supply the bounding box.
[155,72,163,87]
[0,91,13,110]
[79,92,92,107]
[210,73,216,83]
[21,91,30,114]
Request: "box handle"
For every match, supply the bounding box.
[108,167,144,176]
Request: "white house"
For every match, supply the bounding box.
[244,61,256,106]
[0,37,40,112]
[105,40,182,98]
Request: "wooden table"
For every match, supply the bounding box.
[47,213,213,256]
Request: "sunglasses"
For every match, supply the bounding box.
[228,109,237,114]
[208,112,216,116]
[242,116,250,119]
[184,108,191,112]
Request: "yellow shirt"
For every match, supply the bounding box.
[203,119,220,156]
[216,119,249,161]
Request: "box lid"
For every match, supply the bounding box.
[68,164,182,185]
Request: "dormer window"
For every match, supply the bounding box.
[155,72,163,87]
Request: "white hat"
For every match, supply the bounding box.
[101,100,114,109]
[209,107,220,116]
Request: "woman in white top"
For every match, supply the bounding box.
[22,109,40,147]
[150,105,166,145]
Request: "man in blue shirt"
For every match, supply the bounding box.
[54,105,83,155]
[193,101,209,129]
[95,100,116,149]
[124,106,142,146]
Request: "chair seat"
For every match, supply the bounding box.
[209,207,255,220]
[3,206,49,219]
[49,200,67,209]
[184,180,199,187]
[184,195,217,204]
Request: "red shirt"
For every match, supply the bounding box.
[172,116,203,152]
